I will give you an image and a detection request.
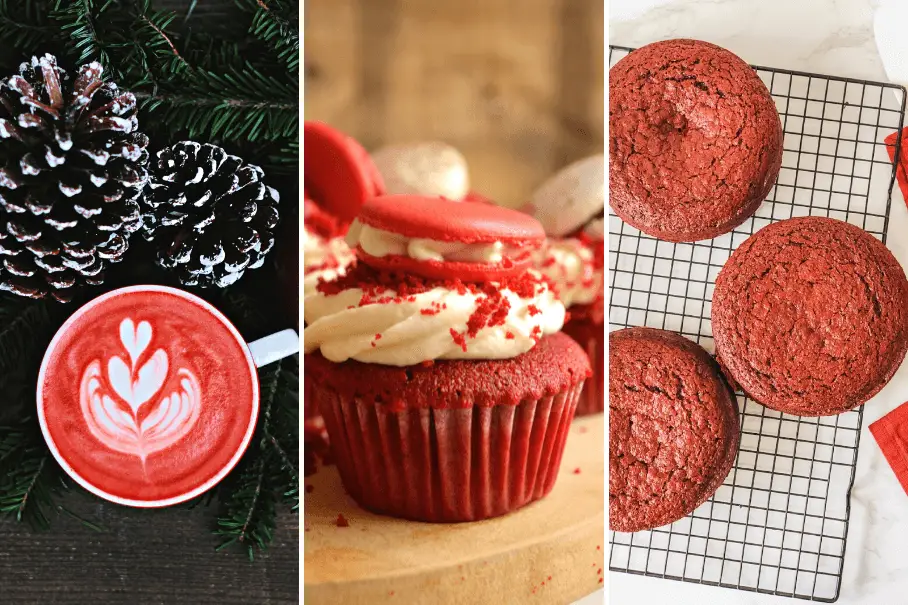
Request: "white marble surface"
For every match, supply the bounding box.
[610,0,908,603]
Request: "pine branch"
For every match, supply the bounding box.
[123,2,187,91]
[52,0,114,69]
[136,63,297,142]
[240,0,299,72]
[0,0,57,57]
[266,140,299,176]
[214,354,298,557]
[215,364,281,558]
[0,416,67,530]
[264,358,299,511]
[0,297,60,380]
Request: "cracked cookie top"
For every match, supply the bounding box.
[712,217,908,416]
[609,327,739,533]
[609,39,782,242]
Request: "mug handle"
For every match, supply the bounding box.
[247,329,300,368]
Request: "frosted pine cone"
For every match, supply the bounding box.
[0,54,149,302]
[141,141,280,288]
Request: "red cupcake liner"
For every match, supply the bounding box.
[562,318,604,416]
[303,378,318,420]
[311,382,584,522]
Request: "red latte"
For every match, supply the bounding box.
[38,286,258,507]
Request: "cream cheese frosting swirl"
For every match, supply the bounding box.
[535,238,603,308]
[345,219,524,264]
[303,268,565,366]
[303,227,356,296]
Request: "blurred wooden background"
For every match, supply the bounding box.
[304,0,604,208]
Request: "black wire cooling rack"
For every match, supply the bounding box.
[608,45,907,602]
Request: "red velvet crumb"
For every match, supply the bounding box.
[505,331,515,340]
[531,325,542,343]
[335,514,349,527]
[465,283,511,338]
[317,263,554,353]
[527,304,541,316]
[573,468,581,474]
[450,328,468,352]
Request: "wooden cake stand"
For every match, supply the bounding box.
[304,414,604,605]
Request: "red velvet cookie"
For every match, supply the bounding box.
[610,327,739,533]
[349,194,546,281]
[609,39,783,242]
[304,121,384,224]
[712,217,908,416]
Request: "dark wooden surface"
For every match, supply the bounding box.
[0,1,300,603]
[0,491,299,604]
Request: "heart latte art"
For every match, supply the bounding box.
[79,318,202,462]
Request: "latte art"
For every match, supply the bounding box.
[80,318,202,465]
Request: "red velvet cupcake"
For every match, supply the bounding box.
[553,232,604,416]
[303,122,383,440]
[525,155,605,415]
[303,195,590,522]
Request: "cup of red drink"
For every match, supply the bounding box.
[37,285,298,507]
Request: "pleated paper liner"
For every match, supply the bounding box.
[312,382,585,522]
[562,318,604,416]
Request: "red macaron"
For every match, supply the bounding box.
[304,121,384,224]
[351,194,545,281]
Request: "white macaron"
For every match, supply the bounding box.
[371,142,470,201]
[524,154,604,237]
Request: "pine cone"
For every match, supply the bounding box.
[0,54,149,302]
[141,141,280,288]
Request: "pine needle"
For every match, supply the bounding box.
[0,417,66,530]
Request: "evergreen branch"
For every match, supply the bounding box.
[265,358,298,511]
[0,0,57,54]
[132,1,189,78]
[58,506,106,532]
[53,0,114,69]
[138,89,297,142]
[0,298,58,379]
[140,13,182,62]
[266,140,299,176]
[0,417,66,530]
[263,427,295,478]
[240,0,299,72]
[214,358,291,559]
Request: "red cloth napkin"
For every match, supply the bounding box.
[870,402,908,496]
[884,129,908,209]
